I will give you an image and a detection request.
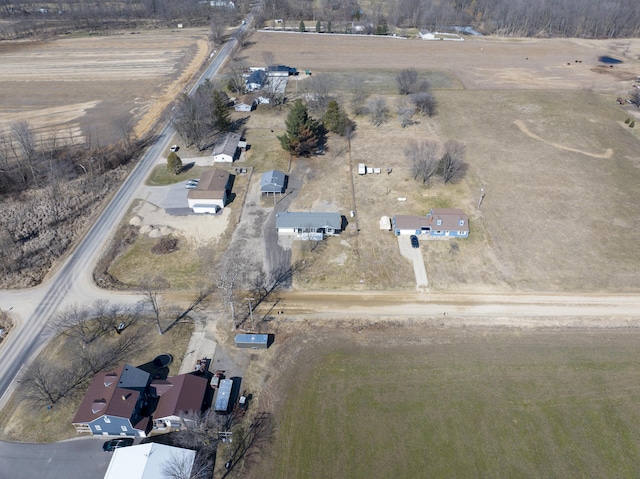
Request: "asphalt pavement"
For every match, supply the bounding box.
[0,437,115,479]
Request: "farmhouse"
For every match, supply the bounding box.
[275,211,342,240]
[260,170,287,195]
[246,70,267,91]
[151,373,209,431]
[187,169,232,214]
[104,443,195,479]
[212,132,241,162]
[72,364,152,437]
[392,208,469,237]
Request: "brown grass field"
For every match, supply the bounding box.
[239,32,640,293]
[0,28,209,143]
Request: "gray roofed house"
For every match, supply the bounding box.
[260,170,287,194]
[275,211,342,240]
[212,132,241,162]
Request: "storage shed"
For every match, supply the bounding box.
[235,334,269,349]
[214,379,233,413]
[260,170,287,195]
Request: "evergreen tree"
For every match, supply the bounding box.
[213,90,231,132]
[278,99,321,157]
[323,100,354,136]
[327,21,332,33]
[299,20,306,32]
[316,20,321,33]
[167,152,182,175]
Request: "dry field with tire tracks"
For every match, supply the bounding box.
[0,28,210,143]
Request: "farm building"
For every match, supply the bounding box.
[392,208,469,237]
[267,64,298,75]
[234,95,257,112]
[260,170,287,195]
[235,334,270,349]
[212,132,241,162]
[187,169,232,214]
[275,211,342,240]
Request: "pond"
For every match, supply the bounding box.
[599,55,623,64]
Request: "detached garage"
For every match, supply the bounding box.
[235,334,270,349]
[187,169,232,214]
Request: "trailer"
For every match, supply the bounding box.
[215,379,234,413]
[358,163,366,175]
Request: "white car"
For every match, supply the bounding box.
[170,145,179,152]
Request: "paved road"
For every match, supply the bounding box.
[0,19,248,411]
[0,438,113,479]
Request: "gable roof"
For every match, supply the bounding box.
[153,374,208,420]
[393,215,430,230]
[104,443,195,479]
[212,132,241,158]
[429,208,469,232]
[187,169,230,201]
[275,211,342,230]
[260,170,286,192]
[73,364,150,424]
[247,69,267,85]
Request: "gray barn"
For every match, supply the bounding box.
[234,334,269,349]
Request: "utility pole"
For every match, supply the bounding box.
[247,298,254,330]
[477,187,486,209]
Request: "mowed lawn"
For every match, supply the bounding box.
[269,331,640,478]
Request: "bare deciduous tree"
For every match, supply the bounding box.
[303,73,334,114]
[398,105,415,128]
[262,50,275,68]
[22,358,87,406]
[225,60,247,95]
[410,91,437,116]
[440,139,468,185]
[405,139,440,186]
[140,275,170,335]
[347,73,369,116]
[367,97,389,126]
[10,120,40,187]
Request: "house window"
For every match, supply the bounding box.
[104,417,111,424]
[459,220,465,226]
[458,231,467,235]
[121,426,128,432]
[436,219,442,225]
[95,425,102,431]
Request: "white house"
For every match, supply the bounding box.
[104,443,195,479]
[187,169,231,214]
[275,211,342,240]
[212,132,241,162]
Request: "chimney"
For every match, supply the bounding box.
[122,393,131,401]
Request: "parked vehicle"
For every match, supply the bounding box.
[410,235,420,248]
[170,145,179,152]
[103,438,134,452]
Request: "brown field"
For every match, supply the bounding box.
[239,32,640,293]
[0,28,210,143]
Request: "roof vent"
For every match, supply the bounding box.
[91,399,106,414]
[122,393,131,401]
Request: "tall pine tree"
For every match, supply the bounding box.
[278,100,321,157]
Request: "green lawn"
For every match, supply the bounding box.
[269,331,640,478]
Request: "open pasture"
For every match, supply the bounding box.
[260,327,640,479]
[242,32,640,292]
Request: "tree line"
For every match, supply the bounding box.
[257,0,640,38]
[0,0,243,39]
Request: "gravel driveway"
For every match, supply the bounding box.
[397,235,428,291]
